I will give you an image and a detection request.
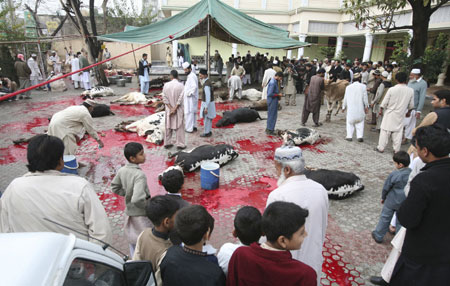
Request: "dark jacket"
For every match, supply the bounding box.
[138,59,150,76]
[397,158,450,264]
[435,107,450,130]
[201,79,214,102]
[160,245,226,286]
[14,60,31,78]
[329,65,342,81]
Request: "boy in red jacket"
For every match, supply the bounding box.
[227,201,317,286]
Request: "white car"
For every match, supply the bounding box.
[0,232,156,286]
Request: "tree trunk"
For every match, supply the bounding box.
[410,1,432,65]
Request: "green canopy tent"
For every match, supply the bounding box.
[99,0,308,74]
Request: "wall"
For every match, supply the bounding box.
[51,39,154,69]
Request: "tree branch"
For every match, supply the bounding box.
[24,4,43,37]
[431,0,449,14]
[387,25,413,32]
[51,14,69,36]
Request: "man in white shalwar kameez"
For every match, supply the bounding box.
[227,75,242,101]
[71,52,81,89]
[163,70,185,149]
[266,146,329,286]
[262,63,276,100]
[342,73,369,142]
[27,54,42,87]
[375,72,414,153]
[49,51,62,74]
[48,99,104,155]
[182,62,199,133]
[0,134,112,245]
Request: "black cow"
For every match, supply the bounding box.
[304,169,364,199]
[91,104,115,118]
[169,144,239,172]
[216,108,262,127]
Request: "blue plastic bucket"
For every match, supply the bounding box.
[200,162,220,190]
[61,155,78,175]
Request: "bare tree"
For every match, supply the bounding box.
[60,0,108,85]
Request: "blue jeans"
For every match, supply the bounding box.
[266,97,278,131]
[204,118,213,134]
[139,76,149,94]
[373,204,398,241]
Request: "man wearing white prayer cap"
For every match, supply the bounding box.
[266,145,329,286]
[48,99,104,155]
[404,68,427,143]
[182,62,199,133]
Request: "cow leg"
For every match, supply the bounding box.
[326,100,333,122]
[335,100,343,116]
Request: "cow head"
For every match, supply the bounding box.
[215,117,232,127]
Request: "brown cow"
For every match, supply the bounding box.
[323,79,349,122]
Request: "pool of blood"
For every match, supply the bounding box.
[2,97,358,285]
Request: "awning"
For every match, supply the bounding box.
[98,0,308,49]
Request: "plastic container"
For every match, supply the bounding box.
[61,155,78,175]
[200,162,220,190]
[108,76,117,84]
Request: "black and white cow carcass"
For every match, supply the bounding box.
[114,112,165,144]
[168,144,239,172]
[82,86,114,99]
[279,128,320,145]
[216,108,262,127]
[304,168,364,199]
[91,104,115,118]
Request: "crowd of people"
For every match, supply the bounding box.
[0,47,101,101]
[0,48,450,286]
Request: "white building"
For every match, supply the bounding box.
[160,0,450,63]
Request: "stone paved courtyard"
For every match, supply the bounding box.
[0,78,433,286]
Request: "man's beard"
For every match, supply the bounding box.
[277,171,287,187]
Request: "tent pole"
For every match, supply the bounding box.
[131,43,138,71]
[207,15,210,77]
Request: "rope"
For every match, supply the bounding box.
[0,17,205,102]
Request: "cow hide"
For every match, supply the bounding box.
[115,112,165,144]
[91,104,115,118]
[279,128,320,145]
[111,92,148,105]
[169,144,239,172]
[49,73,67,92]
[216,108,262,127]
[82,86,114,99]
[247,99,282,111]
[304,168,364,199]
[241,89,262,101]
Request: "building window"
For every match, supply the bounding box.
[328,37,337,47]
[306,36,319,44]
[308,21,338,34]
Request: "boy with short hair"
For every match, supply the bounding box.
[372,151,411,243]
[162,167,190,209]
[160,205,226,286]
[133,195,179,265]
[227,201,316,286]
[217,206,262,275]
[111,142,152,256]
